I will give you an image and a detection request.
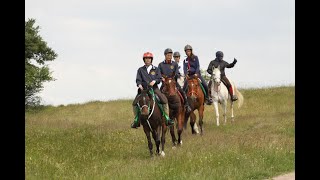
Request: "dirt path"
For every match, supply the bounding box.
[268,172,295,180]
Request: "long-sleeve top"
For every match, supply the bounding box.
[136,65,162,89]
[206,58,236,76]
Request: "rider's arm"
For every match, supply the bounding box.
[136,68,143,87]
[207,61,213,75]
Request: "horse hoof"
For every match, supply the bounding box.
[160,151,165,157]
[172,146,176,150]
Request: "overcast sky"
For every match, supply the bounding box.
[25,0,295,106]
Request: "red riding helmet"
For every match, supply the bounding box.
[143,52,153,61]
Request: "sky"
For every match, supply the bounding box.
[25,0,295,106]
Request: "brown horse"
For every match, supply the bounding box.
[162,76,185,146]
[184,75,205,135]
[136,88,168,157]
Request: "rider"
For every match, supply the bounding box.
[207,51,238,101]
[158,48,192,113]
[173,51,185,87]
[182,44,213,105]
[131,52,175,128]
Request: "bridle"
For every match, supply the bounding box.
[136,89,156,132]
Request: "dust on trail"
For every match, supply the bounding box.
[266,172,295,180]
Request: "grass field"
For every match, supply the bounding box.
[26,86,295,179]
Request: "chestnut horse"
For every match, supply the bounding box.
[162,76,185,146]
[136,88,168,157]
[184,75,205,135]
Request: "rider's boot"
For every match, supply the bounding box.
[228,86,238,101]
[130,106,140,128]
[163,103,174,126]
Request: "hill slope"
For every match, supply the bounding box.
[26,86,295,179]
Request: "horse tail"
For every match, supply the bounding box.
[233,84,244,108]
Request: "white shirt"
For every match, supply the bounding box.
[175,60,184,76]
[146,65,152,74]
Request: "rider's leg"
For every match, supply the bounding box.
[221,76,238,101]
[199,75,213,104]
[177,84,192,113]
[208,79,213,99]
[131,93,140,128]
[154,88,174,126]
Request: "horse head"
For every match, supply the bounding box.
[186,75,200,101]
[211,65,221,85]
[162,73,177,96]
[137,89,152,117]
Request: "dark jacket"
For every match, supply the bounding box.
[183,55,200,76]
[136,65,162,89]
[207,58,236,76]
[158,60,180,78]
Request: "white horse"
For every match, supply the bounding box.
[210,65,243,126]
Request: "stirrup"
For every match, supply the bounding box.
[232,95,238,101]
[131,121,140,128]
[166,119,174,126]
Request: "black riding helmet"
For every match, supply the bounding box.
[184,44,192,51]
[164,48,173,55]
[216,51,224,57]
[173,51,180,57]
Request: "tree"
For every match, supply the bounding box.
[25,19,58,107]
[200,69,210,83]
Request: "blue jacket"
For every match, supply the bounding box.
[183,55,200,76]
[136,65,162,89]
[158,60,180,78]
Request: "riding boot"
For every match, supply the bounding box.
[163,103,174,126]
[181,90,192,113]
[131,106,140,128]
[228,86,238,101]
[208,80,213,100]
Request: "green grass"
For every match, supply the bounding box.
[26,86,295,179]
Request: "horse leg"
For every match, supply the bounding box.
[199,105,204,135]
[184,111,190,129]
[213,101,220,126]
[160,121,167,157]
[177,112,184,145]
[231,101,234,122]
[151,127,160,155]
[223,100,227,125]
[169,122,177,147]
[190,111,196,134]
[143,127,153,157]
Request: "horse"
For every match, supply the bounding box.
[184,74,205,135]
[209,65,244,126]
[136,88,167,157]
[161,75,185,146]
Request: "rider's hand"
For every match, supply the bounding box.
[194,74,198,77]
[149,80,156,86]
[233,58,237,64]
[162,77,165,81]
[138,84,143,90]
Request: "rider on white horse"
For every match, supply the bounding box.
[207,51,238,101]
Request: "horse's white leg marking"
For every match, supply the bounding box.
[213,101,219,126]
[231,101,234,120]
[193,123,199,134]
[160,151,165,157]
[223,100,227,125]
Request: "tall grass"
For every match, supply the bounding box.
[26,86,294,179]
